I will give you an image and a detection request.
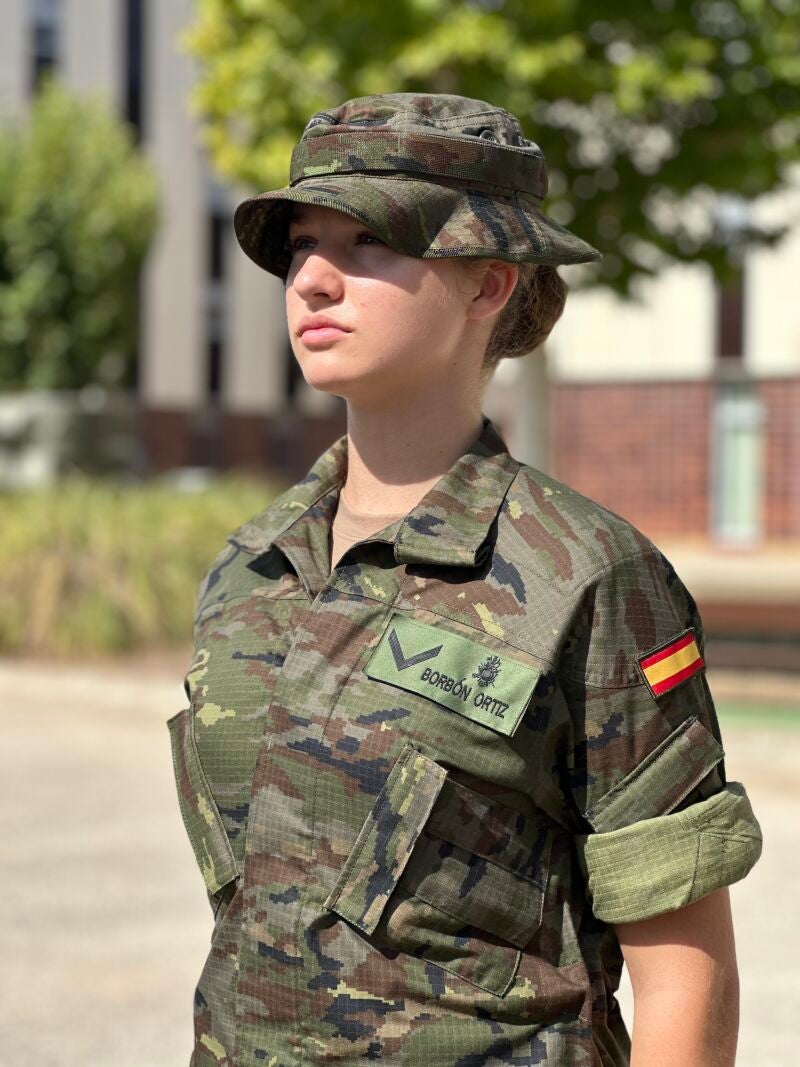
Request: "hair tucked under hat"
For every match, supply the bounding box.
[455,259,568,373]
[487,263,568,366]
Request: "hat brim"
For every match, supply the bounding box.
[234,173,601,280]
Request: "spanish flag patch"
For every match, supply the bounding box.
[638,628,705,698]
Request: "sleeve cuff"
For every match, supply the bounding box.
[576,781,763,923]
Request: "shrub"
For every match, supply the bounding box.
[0,474,281,657]
[0,77,158,390]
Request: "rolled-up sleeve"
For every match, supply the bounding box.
[558,542,763,924]
[576,782,761,923]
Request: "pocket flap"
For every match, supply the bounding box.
[323,743,448,934]
[401,834,549,948]
[427,779,551,887]
[167,707,239,894]
[585,714,725,833]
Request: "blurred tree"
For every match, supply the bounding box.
[182,0,800,293]
[0,76,159,390]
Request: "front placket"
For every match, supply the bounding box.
[231,487,400,1066]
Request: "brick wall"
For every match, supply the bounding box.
[141,405,347,483]
[762,378,800,538]
[551,381,713,539]
[142,381,800,542]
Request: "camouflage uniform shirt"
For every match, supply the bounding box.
[168,413,762,1067]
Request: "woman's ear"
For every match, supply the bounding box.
[466,260,519,322]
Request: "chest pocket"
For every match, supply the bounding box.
[324,742,552,997]
[166,706,240,896]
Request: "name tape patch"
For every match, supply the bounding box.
[365,612,541,737]
[638,627,705,698]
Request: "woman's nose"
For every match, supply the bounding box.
[292,251,345,302]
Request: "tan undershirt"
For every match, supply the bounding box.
[329,490,406,571]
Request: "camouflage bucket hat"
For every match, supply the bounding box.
[234,92,602,281]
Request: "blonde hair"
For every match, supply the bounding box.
[460,260,568,375]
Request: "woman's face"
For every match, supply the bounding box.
[284,203,491,407]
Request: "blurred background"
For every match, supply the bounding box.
[1,1,797,1064]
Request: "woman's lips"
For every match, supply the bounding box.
[300,327,350,345]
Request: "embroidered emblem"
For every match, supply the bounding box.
[387,627,442,671]
[638,628,705,698]
[472,655,501,688]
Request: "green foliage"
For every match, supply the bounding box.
[182,0,800,293]
[0,76,159,390]
[0,475,282,657]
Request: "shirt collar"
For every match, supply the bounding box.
[229,413,520,569]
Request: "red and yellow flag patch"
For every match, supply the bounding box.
[638,628,705,698]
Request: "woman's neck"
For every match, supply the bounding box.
[340,400,484,516]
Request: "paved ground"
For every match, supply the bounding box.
[1,654,797,1066]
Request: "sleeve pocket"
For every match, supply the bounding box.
[324,742,553,997]
[167,707,240,895]
[585,714,725,834]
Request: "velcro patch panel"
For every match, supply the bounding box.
[365,612,541,737]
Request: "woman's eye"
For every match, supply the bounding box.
[286,231,384,253]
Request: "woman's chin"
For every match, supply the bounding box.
[302,365,356,390]
[299,355,377,393]
[302,369,402,408]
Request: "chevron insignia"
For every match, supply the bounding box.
[387,627,442,671]
[364,611,541,737]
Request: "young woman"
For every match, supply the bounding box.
[168,93,762,1067]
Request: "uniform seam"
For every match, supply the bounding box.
[371,598,555,672]
[503,478,665,614]
[338,576,643,683]
[701,829,761,842]
[419,827,547,890]
[559,545,675,688]
[389,884,523,997]
[503,468,634,593]
[566,677,658,693]
[500,504,600,601]
[685,830,703,904]
[417,606,551,668]
[195,590,307,622]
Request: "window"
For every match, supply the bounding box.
[711,382,764,544]
[712,196,750,365]
[124,0,145,140]
[715,261,746,362]
[30,0,60,93]
[206,191,229,401]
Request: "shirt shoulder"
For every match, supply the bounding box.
[498,463,701,687]
[500,461,659,595]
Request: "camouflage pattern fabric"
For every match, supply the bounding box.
[168,413,762,1066]
[234,93,602,280]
